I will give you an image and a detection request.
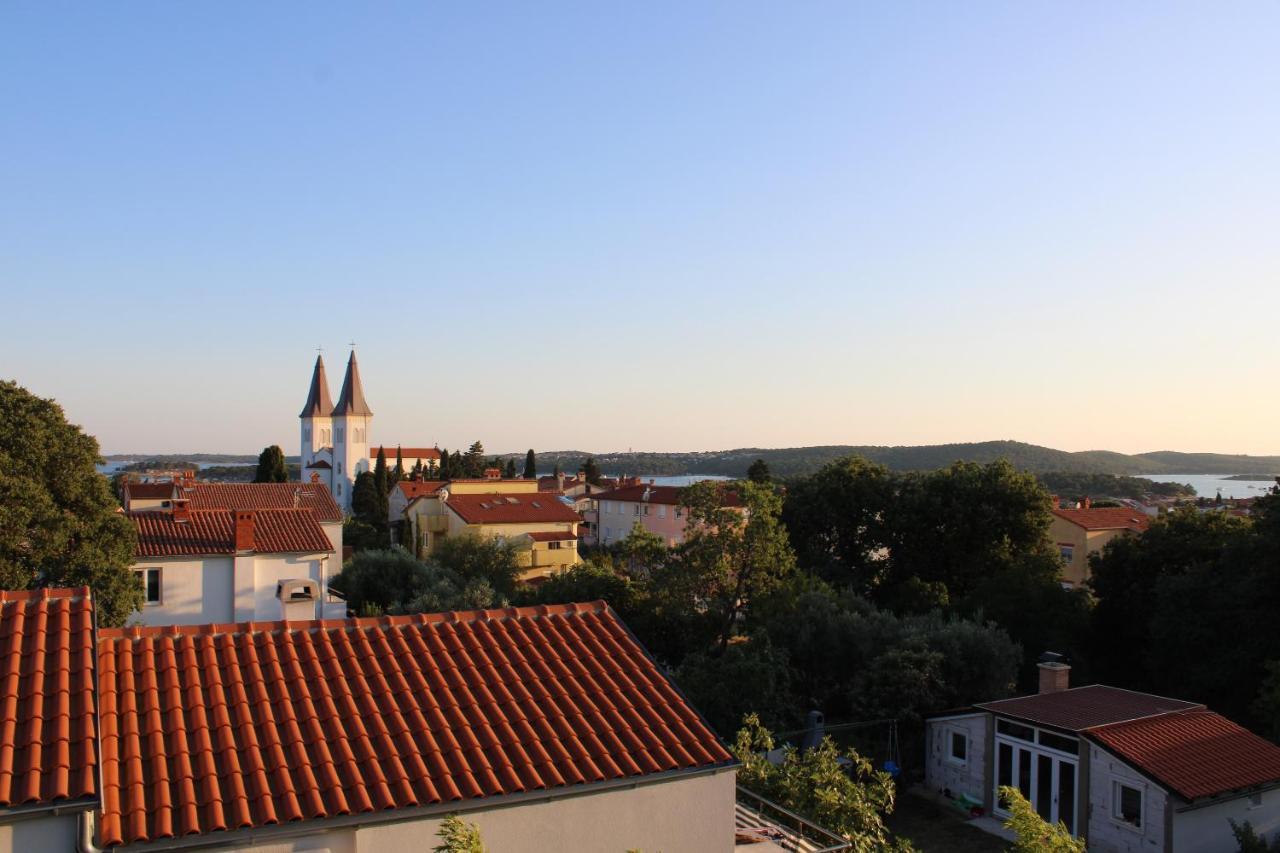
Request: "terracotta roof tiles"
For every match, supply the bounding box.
[184,482,342,524]
[94,602,733,847]
[1051,507,1150,532]
[976,685,1201,732]
[0,588,98,815]
[446,493,581,525]
[1088,710,1280,800]
[130,509,334,557]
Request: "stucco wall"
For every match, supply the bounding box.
[250,552,332,621]
[0,812,78,852]
[223,769,735,853]
[133,556,235,626]
[1086,743,1168,853]
[925,714,988,804]
[1171,788,1280,853]
[597,499,687,546]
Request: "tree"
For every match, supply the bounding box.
[523,449,537,479]
[0,381,142,626]
[428,534,521,598]
[503,459,516,479]
[411,459,424,479]
[462,441,486,478]
[675,480,797,653]
[438,448,452,480]
[782,455,894,592]
[330,548,493,615]
[733,714,913,852]
[1230,819,1280,853]
[999,787,1085,852]
[521,561,637,616]
[434,815,486,853]
[393,446,405,483]
[253,445,289,483]
[374,447,390,497]
[351,471,387,534]
[747,458,772,484]
[582,457,603,485]
[617,521,668,579]
[676,637,798,735]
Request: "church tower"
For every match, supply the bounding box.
[330,350,373,510]
[299,355,334,494]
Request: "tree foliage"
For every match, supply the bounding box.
[0,380,142,626]
[434,814,486,853]
[999,787,1085,852]
[330,548,496,615]
[253,445,289,483]
[350,471,387,535]
[429,534,521,598]
[733,714,914,852]
[523,449,537,479]
[746,458,771,484]
[374,447,390,496]
[582,456,603,485]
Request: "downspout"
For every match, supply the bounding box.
[77,810,105,853]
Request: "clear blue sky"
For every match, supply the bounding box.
[4,3,1278,456]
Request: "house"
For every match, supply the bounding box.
[127,502,345,625]
[395,477,583,581]
[1049,498,1150,587]
[925,658,1280,852]
[593,481,742,547]
[0,588,739,853]
[369,444,442,475]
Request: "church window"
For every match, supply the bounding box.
[337,483,342,496]
[338,463,342,475]
[337,427,345,443]
[303,428,311,443]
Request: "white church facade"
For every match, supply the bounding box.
[300,351,374,512]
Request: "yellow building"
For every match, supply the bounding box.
[395,478,581,582]
[1049,502,1151,587]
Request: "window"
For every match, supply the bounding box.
[658,505,666,519]
[675,507,683,519]
[642,505,650,516]
[1037,730,1079,755]
[997,719,1035,742]
[303,427,311,442]
[948,730,967,765]
[549,541,562,550]
[134,568,161,605]
[1058,543,1074,564]
[337,482,342,496]
[604,527,612,539]
[1113,781,1143,828]
[1250,792,1264,809]
[337,463,342,475]
[634,505,641,516]
[336,427,344,443]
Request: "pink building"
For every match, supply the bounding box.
[593,482,741,547]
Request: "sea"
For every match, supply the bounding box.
[613,474,730,487]
[1141,473,1276,500]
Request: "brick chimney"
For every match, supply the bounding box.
[172,500,191,523]
[234,511,256,552]
[1037,652,1070,694]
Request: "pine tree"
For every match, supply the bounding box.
[452,449,465,478]
[411,459,423,479]
[438,448,451,480]
[463,441,485,478]
[583,457,602,485]
[523,449,537,479]
[374,448,390,496]
[504,459,516,479]
[254,445,289,483]
[747,458,772,484]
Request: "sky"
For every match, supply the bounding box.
[3,3,1279,457]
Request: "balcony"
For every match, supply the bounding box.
[735,786,849,852]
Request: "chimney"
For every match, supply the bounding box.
[1037,652,1070,694]
[234,511,256,552]
[800,710,825,752]
[183,470,196,487]
[556,471,565,490]
[1049,494,1058,510]
[172,500,191,523]
[1082,496,1092,509]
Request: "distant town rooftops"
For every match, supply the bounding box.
[1051,506,1150,532]
[445,492,582,525]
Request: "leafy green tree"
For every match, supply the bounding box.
[253,444,289,483]
[675,480,797,653]
[393,446,405,483]
[521,561,637,615]
[746,458,772,484]
[428,534,521,598]
[342,517,383,553]
[331,548,493,614]
[782,455,894,592]
[999,787,1085,852]
[1230,819,1280,853]
[617,521,668,579]
[0,380,142,626]
[582,457,603,485]
[523,449,537,479]
[434,814,486,853]
[350,471,387,535]
[374,447,390,496]
[676,637,798,735]
[1251,661,1280,743]
[462,441,486,478]
[734,714,913,852]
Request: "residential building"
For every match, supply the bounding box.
[369,444,442,474]
[1049,498,1151,586]
[925,658,1280,852]
[593,481,742,547]
[395,477,583,581]
[0,588,739,853]
[126,494,345,624]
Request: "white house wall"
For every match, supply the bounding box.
[247,552,331,622]
[135,556,235,627]
[198,768,735,853]
[0,813,78,852]
[1171,788,1280,853]
[924,714,988,806]
[1086,743,1169,853]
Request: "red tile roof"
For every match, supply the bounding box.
[1051,507,1150,532]
[130,509,334,557]
[446,493,582,525]
[592,483,744,508]
[976,685,1201,732]
[184,482,343,524]
[94,602,734,847]
[123,482,178,500]
[0,588,98,814]
[396,480,449,500]
[526,531,579,542]
[370,446,442,461]
[1088,710,1280,800]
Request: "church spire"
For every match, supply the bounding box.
[332,350,373,416]
[299,354,334,418]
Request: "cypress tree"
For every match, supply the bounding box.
[504,459,516,479]
[523,449,537,479]
[254,445,289,483]
[374,447,389,497]
[393,446,405,484]
[583,457,602,486]
[438,448,451,480]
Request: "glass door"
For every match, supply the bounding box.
[994,740,1077,835]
